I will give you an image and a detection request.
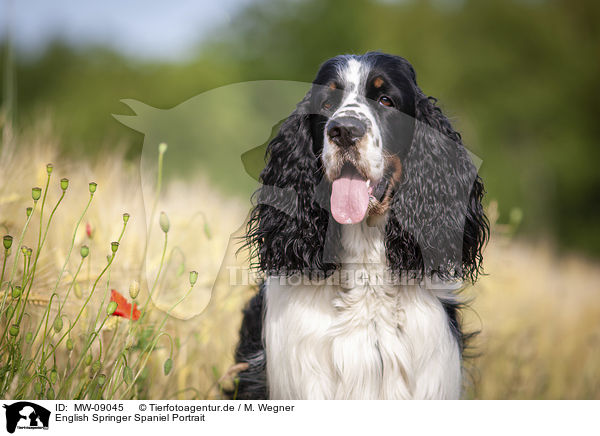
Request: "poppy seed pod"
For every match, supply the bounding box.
[97,374,107,386]
[89,182,97,194]
[32,187,42,201]
[80,245,89,258]
[53,316,63,333]
[111,242,119,253]
[46,163,53,175]
[26,207,32,217]
[107,301,118,316]
[9,324,19,337]
[3,235,12,250]
[159,212,170,233]
[123,213,130,224]
[60,178,69,191]
[74,283,83,299]
[11,286,21,298]
[50,369,58,384]
[129,280,140,300]
[189,271,198,286]
[163,358,173,375]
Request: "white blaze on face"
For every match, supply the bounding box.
[324,58,385,225]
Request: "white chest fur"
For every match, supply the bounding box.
[263,222,462,399]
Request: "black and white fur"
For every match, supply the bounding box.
[231,52,488,400]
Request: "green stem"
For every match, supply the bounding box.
[89,263,113,335]
[46,253,115,365]
[18,300,66,378]
[15,190,66,325]
[46,193,92,313]
[103,352,127,399]
[57,315,109,398]
[89,220,127,333]
[24,251,83,371]
[121,282,194,397]
[139,146,166,280]
[5,188,66,366]
[2,200,37,311]
[138,232,168,325]
[34,192,91,359]
[36,170,52,259]
[0,275,33,343]
[37,292,61,371]
[57,256,85,315]
[101,317,122,368]
[0,249,8,304]
[20,251,27,289]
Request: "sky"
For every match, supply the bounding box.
[0,0,256,60]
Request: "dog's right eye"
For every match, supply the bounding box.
[378,95,395,107]
[322,100,333,110]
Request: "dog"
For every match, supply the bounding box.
[229,52,488,399]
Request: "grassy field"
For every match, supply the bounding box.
[464,231,600,399]
[1,121,599,399]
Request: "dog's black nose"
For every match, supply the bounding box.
[327,117,367,147]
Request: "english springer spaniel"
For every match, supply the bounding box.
[230,52,488,400]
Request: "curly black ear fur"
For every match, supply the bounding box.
[385,90,489,283]
[245,93,339,276]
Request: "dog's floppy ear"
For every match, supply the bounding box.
[385,91,489,282]
[246,92,338,276]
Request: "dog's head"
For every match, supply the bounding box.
[312,53,416,225]
[247,52,488,282]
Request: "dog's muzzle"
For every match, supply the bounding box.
[326,117,367,148]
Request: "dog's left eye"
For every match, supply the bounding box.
[378,96,394,107]
[322,100,333,110]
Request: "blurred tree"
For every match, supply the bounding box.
[204,0,600,254]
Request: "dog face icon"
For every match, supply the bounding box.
[3,402,51,433]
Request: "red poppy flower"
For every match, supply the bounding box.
[110,289,141,321]
[86,222,94,238]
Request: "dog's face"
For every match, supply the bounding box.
[309,54,418,224]
[248,52,488,281]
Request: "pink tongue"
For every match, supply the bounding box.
[331,170,369,224]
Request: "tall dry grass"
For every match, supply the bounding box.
[0,119,253,398]
[465,232,600,399]
[1,120,599,399]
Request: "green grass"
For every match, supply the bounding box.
[0,142,204,400]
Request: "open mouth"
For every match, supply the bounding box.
[330,163,388,224]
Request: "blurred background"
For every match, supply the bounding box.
[1,0,599,399]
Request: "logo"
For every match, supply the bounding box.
[2,402,50,433]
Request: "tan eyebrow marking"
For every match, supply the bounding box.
[373,77,384,88]
[328,82,337,90]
